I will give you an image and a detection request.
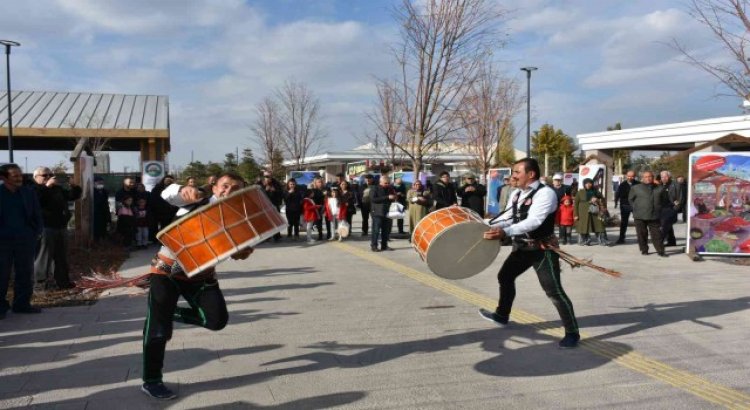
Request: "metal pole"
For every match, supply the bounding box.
[4,44,13,163]
[520,67,537,158]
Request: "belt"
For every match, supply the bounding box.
[150,253,216,282]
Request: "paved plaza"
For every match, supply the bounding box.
[1,215,749,409]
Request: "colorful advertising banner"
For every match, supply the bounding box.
[288,171,321,187]
[578,164,606,196]
[687,152,750,256]
[486,168,512,217]
[392,171,431,189]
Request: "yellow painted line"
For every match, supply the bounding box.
[333,242,750,410]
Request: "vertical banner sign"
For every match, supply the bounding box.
[687,152,750,256]
[578,164,607,196]
[485,168,512,217]
[142,161,165,192]
[563,172,579,188]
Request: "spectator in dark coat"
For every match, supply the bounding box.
[93,177,111,242]
[660,170,683,247]
[32,167,82,289]
[357,174,375,236]
[615,170,639,244]
[0,164,44,317]
[433,171,457,210]
[312,177,331,240]
[115,177,137,207]
[283,179,303,240]
[261,172,284,242]
[457,173,487,217]
[340,180,357,229]
[370,175,396,252]
[677,175,688,223]
[628,171,667,257]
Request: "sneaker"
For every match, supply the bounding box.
[12,306,42,314]
[558,332,580,349]
[141,382,176,400]
[478,308,508,327]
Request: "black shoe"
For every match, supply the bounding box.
[665,242,677,247]
[641,251,649,255]
[615,239,625,244]
[478,308,509,327]
[381,246,395,251]
[12,306,42,314]
[658,252,669,258]
[141,382,176,400]
[371,246,379,252]
[361,232,368,236]
[0,311,6,320]
[558,332,580,349]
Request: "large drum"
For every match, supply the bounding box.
[412,206,501,279]
[157,186,286,277]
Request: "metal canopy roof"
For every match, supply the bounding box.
[0,90,169,151]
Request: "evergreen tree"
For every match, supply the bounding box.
[224,153,238,172]
[270,149,287,181]
[206,162,223,177]
[182,161,208,181]
[238,148,261,183]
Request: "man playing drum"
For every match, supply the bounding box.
[481,158,581,349]
[141,172,253,400]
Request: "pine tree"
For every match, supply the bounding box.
[224,153,238,172]
[238,148,261,183]
[270,149,286,181]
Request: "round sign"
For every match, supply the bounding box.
[145,163,163,177]
[580,166,590,176]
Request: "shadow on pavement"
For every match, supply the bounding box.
[190,391,367,409]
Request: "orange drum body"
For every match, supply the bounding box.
[157,186,286,277]
[412,207,501,279]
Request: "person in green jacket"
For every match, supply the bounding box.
[406,180,431,241]
[574,178,607,246]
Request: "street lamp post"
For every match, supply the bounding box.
[520,66,538,158]
[1,40,20,163]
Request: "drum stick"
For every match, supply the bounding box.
[457,237,488,264]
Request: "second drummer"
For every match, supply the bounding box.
[481,158,580,349]
[141,172,254,400]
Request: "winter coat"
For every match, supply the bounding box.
[457,182,487,217]
[283,188,303,214]
[34,183,82,229]
[433,181,457,210]
[324,197,348,221]
[574,189,605,234]
[370,184,395,217]
[628,183,664,221]
[407,188,431,234]
[556,195,575,226]
[302,198,320,222]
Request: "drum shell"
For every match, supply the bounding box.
[157,186,286,277]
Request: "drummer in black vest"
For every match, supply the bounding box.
[480,158,580,349]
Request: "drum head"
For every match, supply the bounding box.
[426,222,501,280]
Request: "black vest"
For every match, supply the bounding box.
[512,185,556,239]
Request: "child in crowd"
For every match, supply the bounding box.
[557,194,575,245]
[324,187,348,242]
[302,190,320,244]
[117,195,136,248]
[135,197,150,249]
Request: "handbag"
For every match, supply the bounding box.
[588,203,599,215]
[387,202,405,219]
[338,220,350,238]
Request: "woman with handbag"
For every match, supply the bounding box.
[574,178,607,246]
[406,180,431,241]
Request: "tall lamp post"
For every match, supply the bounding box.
[1,40,20,163]
[520,66,537,158]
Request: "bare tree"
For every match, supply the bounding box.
[68,113,111,154]
[382,0,505,179]
[673,0,750,99]
[250,97,283,173]
[458,61,522,178]
[364,80,408,170]
[275,79,326,170]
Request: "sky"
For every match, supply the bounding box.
[0,0,744,173]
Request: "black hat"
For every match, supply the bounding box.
[364,174,373,179]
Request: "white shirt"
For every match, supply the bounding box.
[489,180,558,237]
[327,197,339,216]
[158,183,218,259]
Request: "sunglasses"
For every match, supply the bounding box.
[40,174,53,178]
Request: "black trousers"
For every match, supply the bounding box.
[496,249,579,334]
[315,215,331,239]
[660,208,677,245]
[34,228,71,287]
[286,210,301,237]
[360,206,371,234]
[634,219,664,254]
[142,274,228,383]
[618,205,632,240]
[0,238,36,313]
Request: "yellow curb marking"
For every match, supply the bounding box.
[333,242,750,410]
